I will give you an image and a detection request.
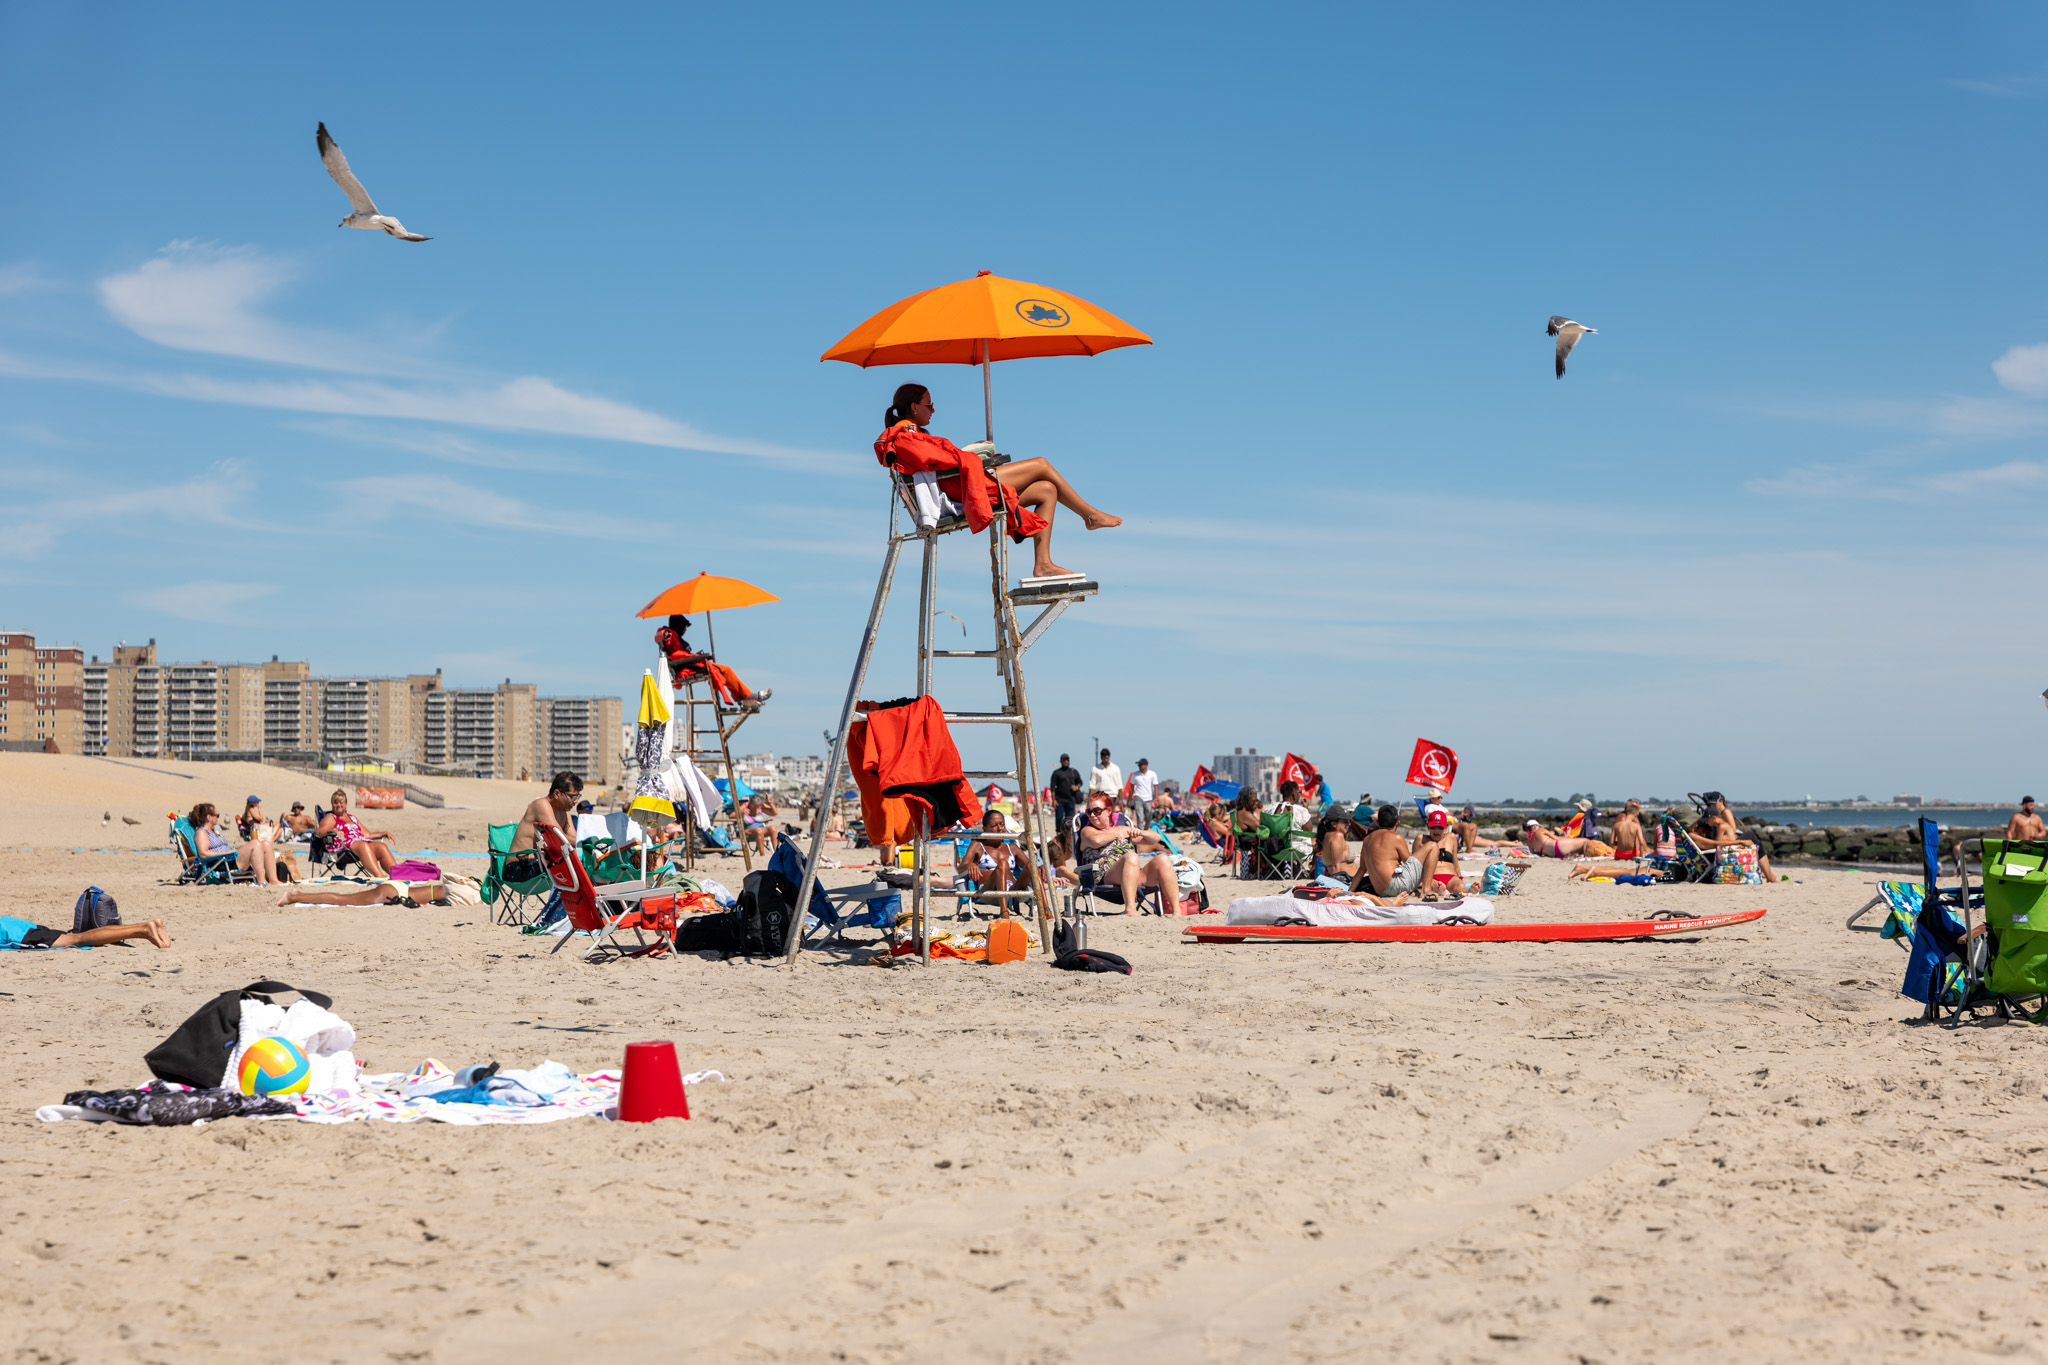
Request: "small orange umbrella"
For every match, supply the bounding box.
[822,269,1150,441]
[636,573,780,618]
[636,572,779,662]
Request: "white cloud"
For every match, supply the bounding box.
[1992,342,2048,395]
[282,418,593,473]
[1947,72,2048,99]
[0,462,255,558]
[127,580,278,625]
[0,261,58,297]
[328,471,618,537]
[97,242,412,377]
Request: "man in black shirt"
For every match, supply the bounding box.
[1050,754,1084,835]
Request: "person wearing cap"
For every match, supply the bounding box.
[280,802,316,838]
[1415,806,1469,895]
[2007,796,2045,842]
[1128,758,1159,809]
[1353,803,1454,900]
[235,796,300,882]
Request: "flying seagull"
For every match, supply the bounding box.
[1547,316,1596,378]
[316,122,431,241]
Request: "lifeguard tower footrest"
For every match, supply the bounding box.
[1010,575,1098,605]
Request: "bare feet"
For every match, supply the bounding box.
[1031,559,1080,578]
[1082,512,1122,530]
[275,889,296,907]
[143,919,171,948]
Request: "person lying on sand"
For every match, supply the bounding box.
[1567,861,1650,881]
[1522,820,1598,859]
[1352,804,1456,900]
[277,881,444,909]
[1,915,171,950]
[876,383,1121,580]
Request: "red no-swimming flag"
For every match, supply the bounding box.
[1191,764,1213,792]
[1404,738,1457,791]
[1278,753,1318,794]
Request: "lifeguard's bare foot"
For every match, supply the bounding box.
[1033,560,1079,578]
[1082,512,1122,530]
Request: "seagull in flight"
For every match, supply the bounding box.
[1547,316,1595,378]
[317,122,431,242]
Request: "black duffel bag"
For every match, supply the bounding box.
[736,869,796,957]
[143,981,333,1089]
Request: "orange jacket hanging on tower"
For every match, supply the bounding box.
[853,695,982,833]
[873,423,1048,542]
[846,717,917,848]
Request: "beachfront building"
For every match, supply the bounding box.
[419,681,541,781]
[775,753,825,790]
[540,695,624,790]
[1212,747,1281,799]
[0,631,84,753]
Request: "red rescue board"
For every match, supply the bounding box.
[1184,908,1766,944]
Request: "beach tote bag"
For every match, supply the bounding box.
[144,981,333,1089]
[1714,844,1761,885]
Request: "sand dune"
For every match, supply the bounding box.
[3,753,2043,1363]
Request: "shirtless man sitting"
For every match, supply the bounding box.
[2007,796,2045,842]
[1690,793,1781,882]
[507,772,584,883]
[1351,804,1453,900]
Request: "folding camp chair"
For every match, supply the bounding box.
[537,824,669,962]
[1234,810,1309,882]
[169,818,254,886]
[305,805,374,882]
[1891,818,2032,1026]
[1847,879,1923,934]
[1649,814,1716,884]
[480,821,553,926]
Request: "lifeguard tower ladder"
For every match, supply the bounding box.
[782,462,1094,963]
[670,673,756,874]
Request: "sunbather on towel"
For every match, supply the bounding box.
[1077,803,1178,915]
[1,915,170,949]
[1567,861,1650,881]
[1521,820,1596,859]
[877,383,1121,579]
[1353,804,1455,899]
[276,881,444,908]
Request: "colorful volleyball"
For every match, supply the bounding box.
[237,1037,312,1096]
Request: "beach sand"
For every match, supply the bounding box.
[3,753,2043,1363]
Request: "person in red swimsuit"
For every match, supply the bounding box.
[875,384,1122,579]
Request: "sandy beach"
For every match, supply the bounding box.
[3,751,2044,1364]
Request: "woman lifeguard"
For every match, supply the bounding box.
[874,383,1121,579]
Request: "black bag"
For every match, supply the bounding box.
[675,910,742,954]
[736,870,796,957]
[71,886,120,934]
[143,981,333,1089]
[1053,947,1133,975]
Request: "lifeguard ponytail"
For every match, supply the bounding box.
[883,383,929,430]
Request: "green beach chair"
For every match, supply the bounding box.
[1978,839,2048,1007]
[481,821,552,926]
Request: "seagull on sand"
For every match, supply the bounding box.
[102,810,111,827]
[121,816,141,826]
[1547,316,1596,378]
[317,122,431,241]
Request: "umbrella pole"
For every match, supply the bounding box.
[982,338,993,444]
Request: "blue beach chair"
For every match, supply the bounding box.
[169,817,252,886]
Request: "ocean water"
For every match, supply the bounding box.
[1731,807,2015,829]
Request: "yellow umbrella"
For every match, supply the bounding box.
[821,269,1151,441]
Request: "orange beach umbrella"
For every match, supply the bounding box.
[636,573,780,618]
[822,270,1150,441]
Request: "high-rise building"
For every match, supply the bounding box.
[1211,746,1280,798]
[540,695,623,789]
[0,631,84,751]
[419,680,540,780]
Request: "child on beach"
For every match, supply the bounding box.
[875,383,1121,580]
[0,916,170,950]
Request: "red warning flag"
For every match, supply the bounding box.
[1278,753,1319,795]
[1404,738,1458,792]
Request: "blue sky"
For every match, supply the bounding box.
[5,3,2048,801]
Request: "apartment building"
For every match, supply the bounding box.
[0,632,84,752]
[420,681,541,780]
[775,754,825,789]
[1211,747,1281,798]
[539,695,623,789]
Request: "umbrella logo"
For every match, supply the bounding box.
[1015,299,1071,328]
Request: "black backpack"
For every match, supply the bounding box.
[736,869,796,957]
[675,910,741,954]
[143,981,333,1089]
[71,886,120,934]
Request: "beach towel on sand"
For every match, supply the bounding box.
[1227,893,1494,927]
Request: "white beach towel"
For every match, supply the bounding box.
[906,470,963,530]
[1226,893,1494,928]
[229,997,362,1096]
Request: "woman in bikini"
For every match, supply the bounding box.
[741,794,777,860]
[1521,820,1591,859]
[316,789,399,879]
[1313,807,1358,886]
[876,384,1122,579]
